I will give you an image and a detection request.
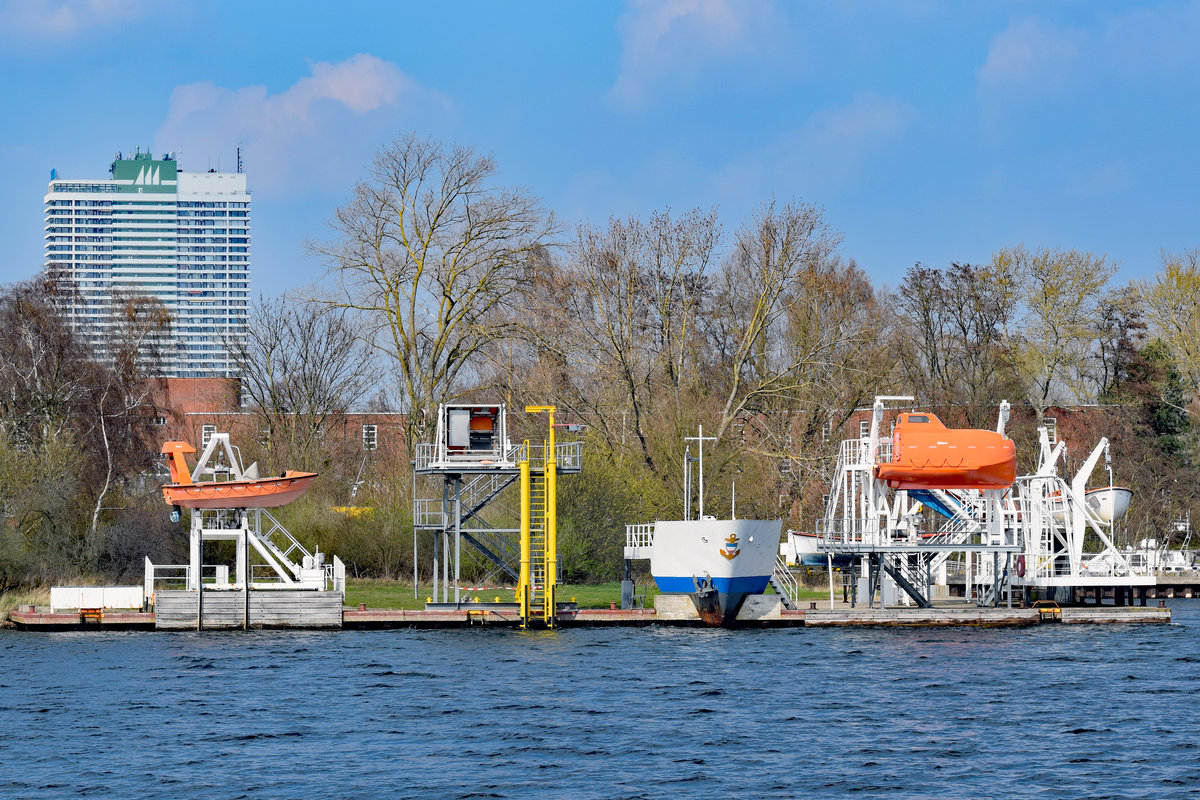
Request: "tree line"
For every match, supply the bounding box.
[3,133,1198,589]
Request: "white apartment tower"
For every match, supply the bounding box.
[43,150,250,377]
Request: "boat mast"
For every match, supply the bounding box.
[685,426,717,519]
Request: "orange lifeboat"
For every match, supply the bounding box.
[875,412,1016,490]
[160,441,317,509]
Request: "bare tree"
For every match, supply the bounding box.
[85,293,170,535]
[0,278,92,446]
[232,295,378,463]
[707,200,842,440]
[1141,247,1200,412]
[312,133,556,442]
[892,262,1014,422]
[995,245,1117,422]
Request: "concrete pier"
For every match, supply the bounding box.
[7,593,1174,630]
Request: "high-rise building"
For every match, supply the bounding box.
[43,150,250,378]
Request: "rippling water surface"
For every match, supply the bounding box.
[3,601,1200,799]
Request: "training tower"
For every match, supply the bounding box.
[412,404,582,628]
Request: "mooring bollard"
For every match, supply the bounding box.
[609,602,617,610]
[1159,599,1166,608]
[810,602,817,610]
[358,603,366,612]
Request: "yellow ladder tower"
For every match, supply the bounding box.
[519,406,558,628]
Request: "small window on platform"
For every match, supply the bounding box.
[201,424,216,449]
[1045,417,1058,444]
[908,414,929,423]
[859,419,870,438]
[362,423,378,451]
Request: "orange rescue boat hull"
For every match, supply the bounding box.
[875,412,1016,490]
[162,470,318,509]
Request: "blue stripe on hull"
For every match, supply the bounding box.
[654,575,771,594]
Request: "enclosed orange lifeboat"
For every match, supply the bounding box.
[875,412,1016,490]
[160,440,317,509]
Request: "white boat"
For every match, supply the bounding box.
[1085,486,1132,523]
[780,530,853,568]
[640,425,782,626]
[651,518,781,625]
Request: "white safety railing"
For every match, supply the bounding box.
[412,498,446,528]
[624,523,655,559]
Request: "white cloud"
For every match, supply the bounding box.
[0,0,152,37]
[155,54,447,198]
[609,0,787,108]
[979,17,1084,93]
[980,3,1200,97]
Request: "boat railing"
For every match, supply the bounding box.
[625,522,655,560]
[817,517,879,548]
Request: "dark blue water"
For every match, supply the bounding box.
[3,602,1200,799]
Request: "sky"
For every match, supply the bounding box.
[2,0,1199,297]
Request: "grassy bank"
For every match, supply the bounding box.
[345,579,831,610]
[344,579,660,610]
[0,587,50,616]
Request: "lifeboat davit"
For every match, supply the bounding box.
[160,440,317,509]
[875,412,1016,490]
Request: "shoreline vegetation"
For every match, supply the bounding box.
[5,133,1199,598]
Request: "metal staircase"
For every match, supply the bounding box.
[412,472,521,580]
[251,508,314,577]
[880,552,933,608]
[769,556,800,610]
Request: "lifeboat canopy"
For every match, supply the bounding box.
[875,412,1016,490]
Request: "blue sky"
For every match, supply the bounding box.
[2,0,1198,296]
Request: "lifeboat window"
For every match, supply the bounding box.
[907,415,930,423]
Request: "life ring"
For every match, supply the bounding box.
[1015,554,1026,578]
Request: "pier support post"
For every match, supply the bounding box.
[827,553,834,611]
[454,476,462,605]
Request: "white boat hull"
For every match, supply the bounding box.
[1085,487,1132,523]
[650,518,781,625]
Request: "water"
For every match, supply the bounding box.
[3,602,1200,799]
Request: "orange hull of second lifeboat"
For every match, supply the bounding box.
[875,412,1016,490]
[162,470,318,509]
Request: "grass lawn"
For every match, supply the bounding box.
[344,579,655,610]
[345,578,831,610]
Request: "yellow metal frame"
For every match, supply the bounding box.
[523,406,558,629]
[517,450,531,624]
